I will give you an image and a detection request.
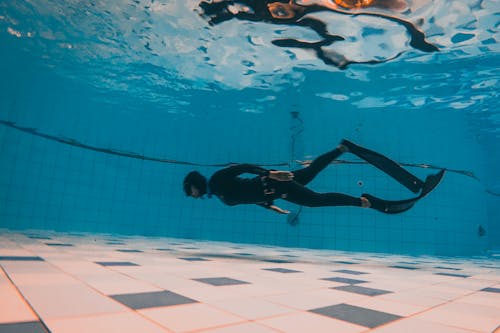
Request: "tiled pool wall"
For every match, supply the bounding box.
[0,52,492,256]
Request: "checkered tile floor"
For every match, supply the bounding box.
[0,230,499,333]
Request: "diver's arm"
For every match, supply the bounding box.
[257,203,290,214]
[269,205,290,214]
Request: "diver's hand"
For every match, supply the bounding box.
[269,170,294,181]
[269,205,290,214]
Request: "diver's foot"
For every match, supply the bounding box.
[360,196,371,208]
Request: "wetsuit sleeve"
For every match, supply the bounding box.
[215,164,270,178]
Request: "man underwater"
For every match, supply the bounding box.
[183,139,445,215]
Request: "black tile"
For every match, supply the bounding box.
[332,285,392,296]
[389,265,419,270]
[321,277,367,284]
[116,249,143,253]
[263,268,302,273]
[111,290,197,310]
[332,261,358,265]
[179,257,210,261]
[28,236,52,240]
[434,266,462,271]
[334,269,368,275]
[45,243,74,247]
[261,259,293,264]
[0,321,48,333]
[310,303,401,328]
[95,261,139,267]
[193,277,250,286]
[0,256,44,261]
[351,258,367,262]
[435,272,470,278]
[481,287,500,293]
[199,253,238,259]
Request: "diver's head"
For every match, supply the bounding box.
[183,171,207,198]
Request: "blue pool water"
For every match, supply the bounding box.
[0,0,498,256]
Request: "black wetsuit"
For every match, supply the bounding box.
[208,148,362,209]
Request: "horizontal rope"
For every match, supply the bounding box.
[0,119,484,185]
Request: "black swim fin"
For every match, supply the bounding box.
[362,169,445,214]
[362,194,417,214]
[342,139,425,194]
[420,169,446,198]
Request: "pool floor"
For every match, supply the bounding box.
[0,230,499,333]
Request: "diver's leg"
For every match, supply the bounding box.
[341,139,425,193]
[292,145,347,186]
[280,181,362,207]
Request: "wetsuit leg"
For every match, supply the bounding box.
[279,181,361,207]
[292,148,343,186]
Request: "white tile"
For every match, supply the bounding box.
[1,261,61,275]
[258,312,366,333]
[457,291,500,309]
[470,273,500,281]
[174,282,287,303]
[211,297,293,320]
[444,279,497,291]
[48,259,110,276]
[369,317,479,333]
[77,273,162,295]
[419,284,475,299]
[0,248,35,256]
[0,280,38,323]
[413,303,499,333]
[140,303,244,332]
[199,322,279,333]
[360,279,426,293]
[344,297,426,317]
[263,288,365,310]
[17,282,126,319]
[46,312,172,333]
[379,289,449,308]
[8,272,81,287]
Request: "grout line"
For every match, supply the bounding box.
[189,317,286,333]
[0,265,51,333]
